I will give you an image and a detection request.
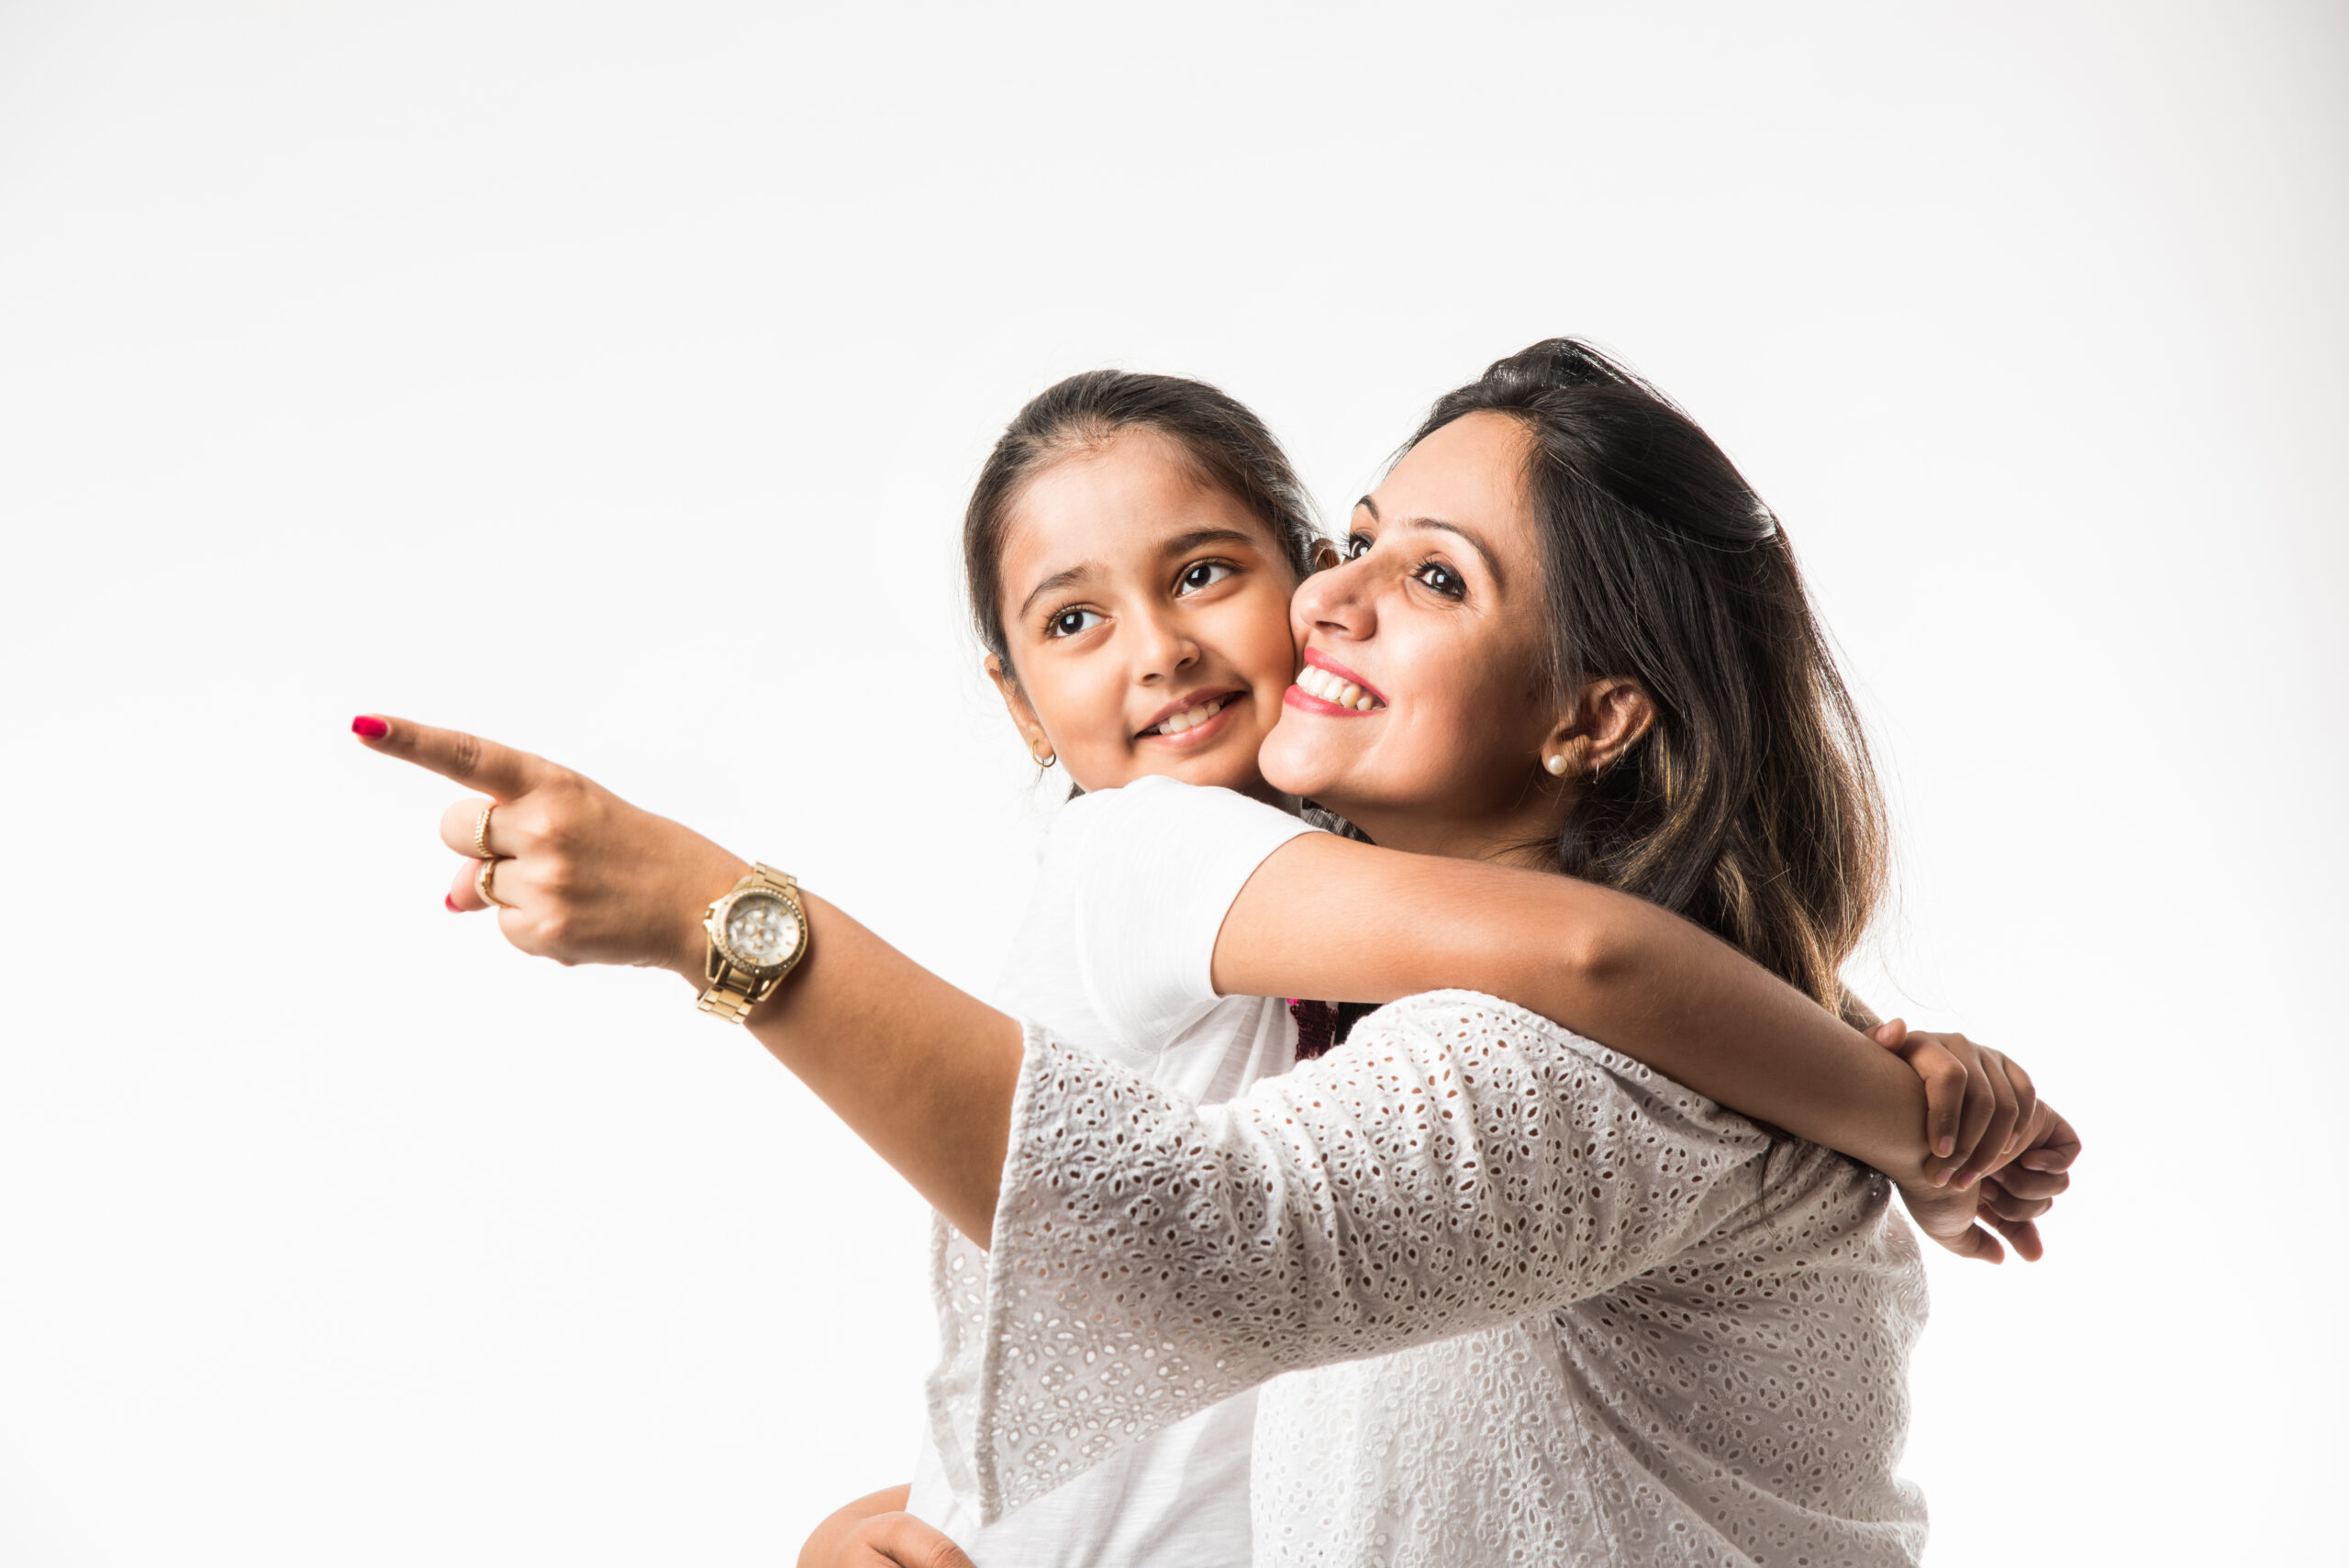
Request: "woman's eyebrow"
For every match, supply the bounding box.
[1356,497,1502,584]
[1414,517,1501,581]
[1018,562,1094,620]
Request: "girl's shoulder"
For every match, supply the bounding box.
[1053,774,1304,836]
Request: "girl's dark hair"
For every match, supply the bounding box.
[963,370,1320,676]
[1414,339,1887,1012]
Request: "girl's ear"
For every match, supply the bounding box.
[985,654,1052,756]
[1540,677,1655,779]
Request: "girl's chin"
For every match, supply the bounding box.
[1138,727,1281,795]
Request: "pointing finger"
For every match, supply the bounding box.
[353,715,542,801]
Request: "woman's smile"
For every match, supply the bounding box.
[1285,649,1388,717]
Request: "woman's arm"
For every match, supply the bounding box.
[359,716,1024,1243]
[359,718,2057,1244]
[1213,833,1987,1186]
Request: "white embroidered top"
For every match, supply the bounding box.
[937,987,1934,1567]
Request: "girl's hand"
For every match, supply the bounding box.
[353,715,747,981]
[797,1485,976,1568]
[1868,1018,2039,1187]
[1895,1098,2079,1263]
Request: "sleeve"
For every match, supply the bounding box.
[943,989,1776,1522]
[1053,776,1319,1053]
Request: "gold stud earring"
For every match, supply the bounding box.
[1030,739,1056,768]
[1543,753,1569,776]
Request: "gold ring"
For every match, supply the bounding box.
[476,857,513,909]
[473,801,497,859]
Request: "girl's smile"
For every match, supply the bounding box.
[1136,688,1249,748]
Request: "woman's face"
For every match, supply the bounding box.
[1259,411,1569,859]
[990,429,1303,800]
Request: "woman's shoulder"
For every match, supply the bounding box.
[1346,988,1776,1149]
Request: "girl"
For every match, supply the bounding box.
[358,346,2072,1565]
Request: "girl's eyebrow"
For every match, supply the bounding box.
[1019,528,1266,619]
[1159,527,1264,558]
[1018,562,1095,620]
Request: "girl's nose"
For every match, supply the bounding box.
[1130,604,1200,683]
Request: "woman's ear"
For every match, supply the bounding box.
[1541,677,1655,778]
[985,654,1052,759]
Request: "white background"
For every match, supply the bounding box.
[3,2,2343,1562]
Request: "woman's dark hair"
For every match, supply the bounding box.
[1414,339,1887,1013]
[963,370,1320,678]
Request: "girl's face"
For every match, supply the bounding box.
[1259,411,1578,860]
[989,429,1304,800]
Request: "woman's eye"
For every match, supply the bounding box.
[1176,561,1236,595]
[1414,562,1465,599]
[1046,607,1104,639]
[1345,533,1373,561]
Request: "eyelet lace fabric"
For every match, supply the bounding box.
[933,991,1929,1565]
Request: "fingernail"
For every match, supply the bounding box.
[444,895,462,913]
[1934,1136,1954,1158]
[352,715,389,739]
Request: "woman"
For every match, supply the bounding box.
[357,340,2075,1563]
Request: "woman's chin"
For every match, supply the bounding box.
[1257,726,1345,803]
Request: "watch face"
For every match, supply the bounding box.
[724,890,802,969]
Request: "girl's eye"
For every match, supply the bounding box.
[1046,607,1104,639]
[1176,561,1236,595]
[1344,533,1373,561]
[1414,561,1465,600]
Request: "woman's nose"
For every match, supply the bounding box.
[1293,553,1375,639]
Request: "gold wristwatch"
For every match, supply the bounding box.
[697,864,811,1023]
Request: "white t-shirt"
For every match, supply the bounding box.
[904,775,1319,1567]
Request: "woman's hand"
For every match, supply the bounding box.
[353,714,747,981]
[1867,1018,2039,1187]
[797,1485,975,1568]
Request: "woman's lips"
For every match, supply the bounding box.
[1288,653,1387,717]
[1300,650,1386,705]
[1284,684,1382,717]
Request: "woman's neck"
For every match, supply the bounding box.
[1334,796,1570,869]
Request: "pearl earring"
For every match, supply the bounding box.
[1543,753,1568,776]
[1030,739,1056,768]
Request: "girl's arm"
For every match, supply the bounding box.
[798,1485,974,1568]
[1211,833,2002,1187]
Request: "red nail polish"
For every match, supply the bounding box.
[444,895,462,913]
[351,715,389,739]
